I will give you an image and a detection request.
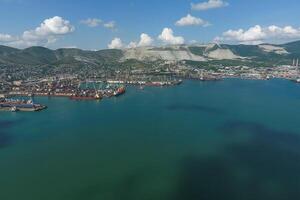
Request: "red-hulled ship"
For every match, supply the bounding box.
[114,86,126,96]
[70,93,102,100]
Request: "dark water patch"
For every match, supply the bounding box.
[174,122,300,200]
[166,104,224,115]
[175,154,300,199]
[0,131,12,148]
[0,120,16,148]
[221,121,300,196]
[219,121,300,153]
[0,120,15,129]
[174,156,238,200]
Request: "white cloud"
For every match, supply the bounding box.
[127,33,154,48]
[221,25,266,44]
[267,25,300,38]
[217,25,300,44]
[0,16,75,48]
[108,38,124,49]
[138,33,153,46]
[27,16,74,36]
[191,0,228,11]
[104,21,116,29]
[158,28,185,45]
[0,33,15,42]
[22,16,74,41]
[127,41,137,48]
[80,18,116,30]
[189,40,198,44]
[80,18,102,27]
[175,14,210,27]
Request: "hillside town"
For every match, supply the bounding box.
[1,60,300,100]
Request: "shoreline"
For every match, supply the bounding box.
[2,77,299,98]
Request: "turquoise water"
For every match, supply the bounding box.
[1,79,300,200]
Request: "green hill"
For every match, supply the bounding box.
[0,40,300,69]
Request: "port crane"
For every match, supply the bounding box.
[292,58,300,82]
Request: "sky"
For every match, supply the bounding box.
[0,0,300,49]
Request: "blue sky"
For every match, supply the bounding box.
[0,0,300,49]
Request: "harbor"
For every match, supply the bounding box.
[0,78,183,112]
[1,58,300,113]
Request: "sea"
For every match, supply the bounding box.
[1,79,300,200]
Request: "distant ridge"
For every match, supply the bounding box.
[1,40,300,67]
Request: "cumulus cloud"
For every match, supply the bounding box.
[80,18,102,27]
[0,16,74,48]
[127,41,137,48]
[126,33,154,48]
[216,25,300,44]
[158,28,185,45]
[138,33,154,46]
[191,0,228,11]
[221,25,266,44]
[103,21,116,29]
[22,16,74,40]
[108,38,124,49]
[175,14,210,27]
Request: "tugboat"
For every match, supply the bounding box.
[10,106,17,112]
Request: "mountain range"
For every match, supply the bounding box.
[1,40,300,68]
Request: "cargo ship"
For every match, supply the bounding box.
[70,93,102,100]
[114,86,126,96]
[0,99,47,112]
